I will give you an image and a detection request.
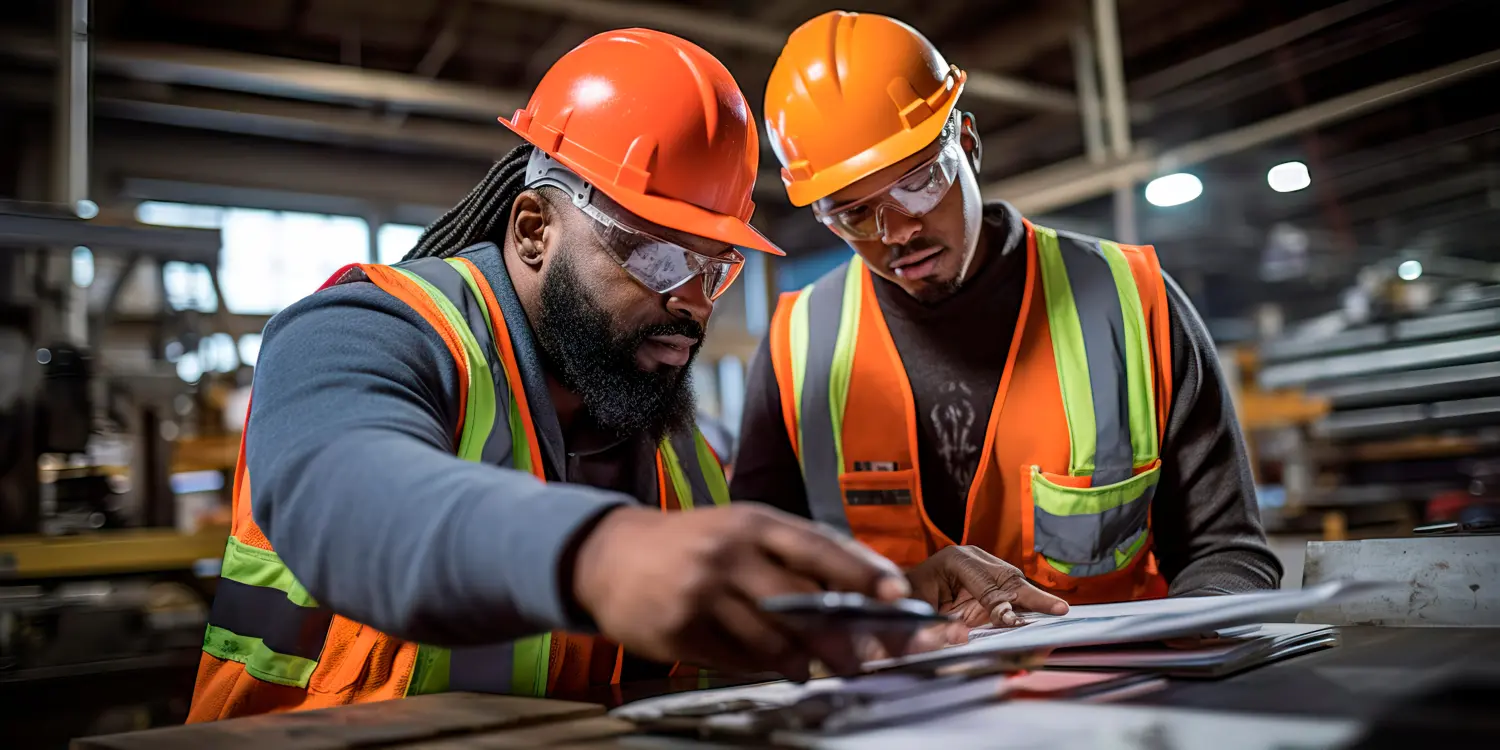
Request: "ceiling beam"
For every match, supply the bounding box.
[985,48,1500,214]
[0,32,528,123]
[0,72,791,201]
[477,0,1089,113]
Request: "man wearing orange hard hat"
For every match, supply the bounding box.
[734,11,1281,615]
[186,29,930,721]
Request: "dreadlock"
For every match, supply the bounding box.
[403,143,536,261]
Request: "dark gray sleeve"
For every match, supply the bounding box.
[245,282,629,646]
[728,335,812,517]
[1152,274,1285,596]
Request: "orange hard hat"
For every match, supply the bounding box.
[499,29,782,255]
[765,11,967,207]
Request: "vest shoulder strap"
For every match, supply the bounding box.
[1032,224,1159,482]
[776,258,861,531]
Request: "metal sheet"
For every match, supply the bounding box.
[1313,396,1500,440]
[1299,537,1500,626]
[1264,306,1500,362]
[1309,361,1500,408]
[1260,335,1500,389]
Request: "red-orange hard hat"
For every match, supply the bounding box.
[500,29,783,255]
[765,11,966,207]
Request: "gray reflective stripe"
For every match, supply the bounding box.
[798,263,853,533]
[1055,233,1133,486]
[449,643,513,693]
[400,257,514,467]
[670,430,717,508]
[1033,481,1155,565]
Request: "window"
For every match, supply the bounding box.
[137,201,371,315]
[377,224,425,265]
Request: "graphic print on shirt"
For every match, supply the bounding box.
[929,381,982,496]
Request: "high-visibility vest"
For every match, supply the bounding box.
[768,221,1173,604]
[188,254,728,722]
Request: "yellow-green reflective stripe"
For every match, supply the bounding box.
[220,536,318,608]
[1031,466,1160,516]
[788,287,813,465]
[1044,557,1074,575]
[393,267,496,463]
[1035,226,1097,476]
[408,645,451,695]
[511,634,550,697]
[445,259,532,474]
[1098,241,1158,465]
[660,437,695,512]
[1115,529,1150,568]
[828,259,863,476]
[694,431,730,507]
[203,624,319,688]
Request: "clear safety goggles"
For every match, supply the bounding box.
[813,130,963,242]
[525,151,744,301]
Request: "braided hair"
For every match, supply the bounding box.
[403,143,536,261]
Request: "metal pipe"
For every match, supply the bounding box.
[55,0,91,346]
[986,48,1500,214]
[1092,0,1136,243]
[1070,28,1106,164]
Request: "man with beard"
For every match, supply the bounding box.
[188,30,933,722]
[733,11,1281,616]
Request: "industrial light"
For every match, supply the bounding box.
[1145,173,1203,207]
[71,246,94,287]
[1268,161,1311,193]
[1398,260,1423,281]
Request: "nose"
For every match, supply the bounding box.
[665,274,713,326]
[879,205,923,246]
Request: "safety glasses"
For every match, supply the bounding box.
[813,128,963,243]
[526,151,745,301]
[575,200,744,301]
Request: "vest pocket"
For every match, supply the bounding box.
[1027,460,1160,582]
[838,469,927,567]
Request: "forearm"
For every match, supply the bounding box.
[252,428,627,645]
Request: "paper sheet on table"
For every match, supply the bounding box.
[867,579,1389,671]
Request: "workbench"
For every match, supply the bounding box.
[69,626,1500,750]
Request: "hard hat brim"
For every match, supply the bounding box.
[500,117,786,257]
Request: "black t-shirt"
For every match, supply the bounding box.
[730,203,1282,595]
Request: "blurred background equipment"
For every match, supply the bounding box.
[0,0,1497,745]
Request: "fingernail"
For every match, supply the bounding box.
[1052,601,1070,614]
[1002,610,1019,627]
[877,575,911,601]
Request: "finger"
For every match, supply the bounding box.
[691,622,809,681]
[757,517,908,600]
[1010,581,1070,616]
[711,595,811,681]
[802,629,864,677]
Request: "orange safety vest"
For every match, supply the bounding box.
[768,221,1173,604]
[188,254,729,721]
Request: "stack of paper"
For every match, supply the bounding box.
[868,579,1385,671]
[1043,622,1339,677]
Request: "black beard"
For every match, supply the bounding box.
[534,249,700,442]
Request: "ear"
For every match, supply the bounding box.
[960,111,982,175]
[510,189,550,268]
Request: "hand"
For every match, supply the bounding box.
[570,504,910,681]
[907,546,1069,636]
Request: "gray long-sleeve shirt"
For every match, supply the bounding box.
[731,203,1282,596]
[244,243,634,646]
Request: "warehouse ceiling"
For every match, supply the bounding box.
[1,0,1497,323]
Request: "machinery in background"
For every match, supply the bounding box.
[1246,257,1500,540]
[0,201,229,740]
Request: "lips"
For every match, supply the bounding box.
[889,245,946,281]
[642,334,698,368]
